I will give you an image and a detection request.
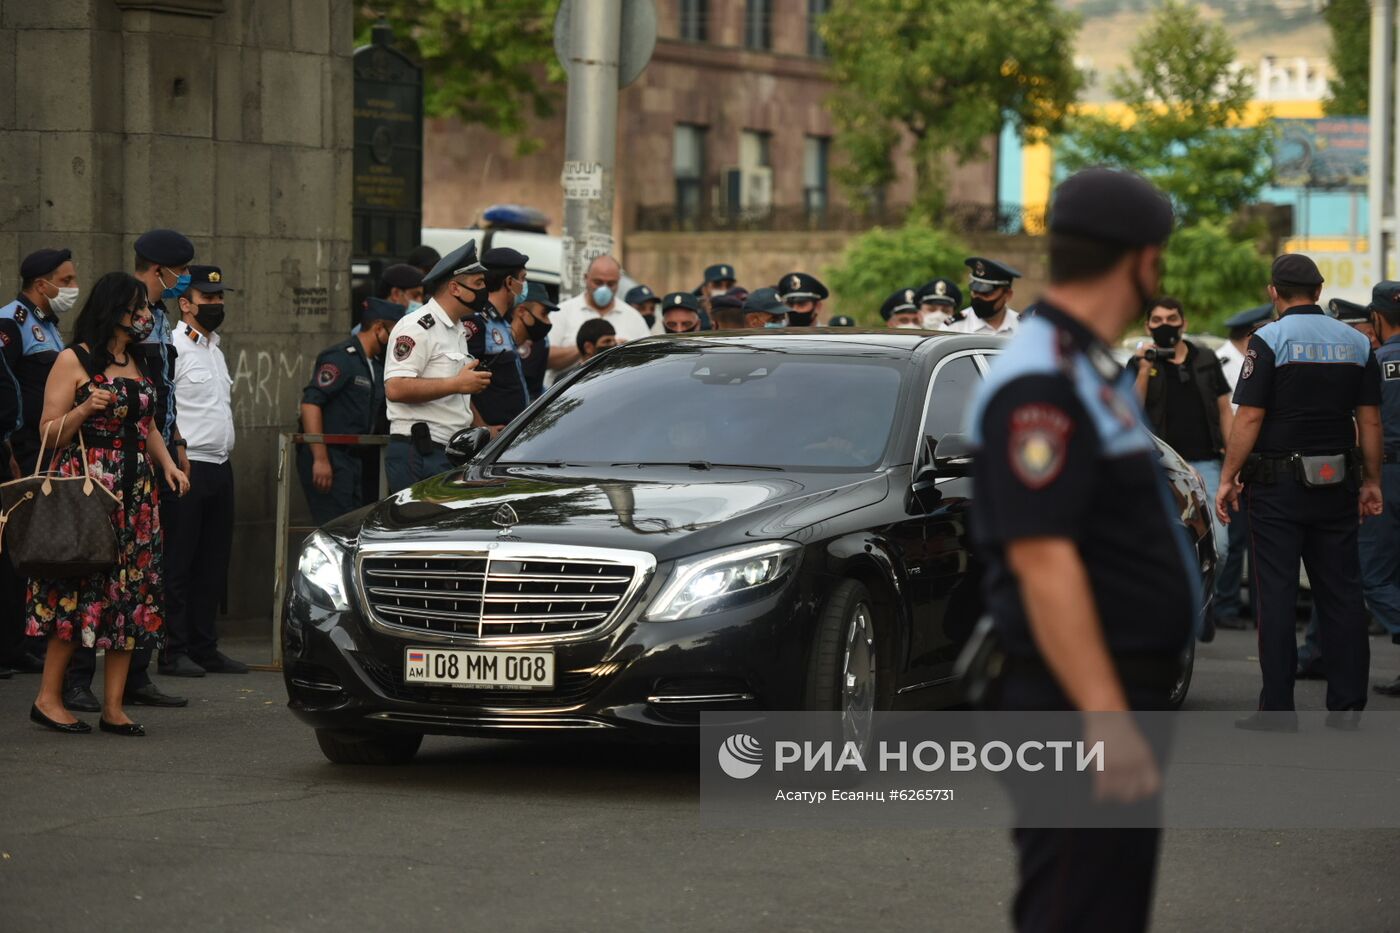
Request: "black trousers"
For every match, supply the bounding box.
[164,460,234,661]
[1245,473,1369,711]
[995,672,1169,933]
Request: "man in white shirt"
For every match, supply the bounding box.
[548,255,651,372]
[383,241,494,492]
[163,265,246,677]
[945,256,1022,336]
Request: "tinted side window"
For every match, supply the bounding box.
[920,355,982,442]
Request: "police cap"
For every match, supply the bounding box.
[1271,253,1324,288]
[880,287,920,321]
[481,246,529,271]
[661,291,702,314]
[624,284,657,307]
[362,297,407,326]
[425,241,485,285]
[380,263,424,291]
[709,294,743,313]
[1370,281,1400,314]
[188,264,233,293]
[1223,304,1273,330]
[743,287,785,315]
[775,272,828,302]
[1327,297,1370,324]
[916,277,962,309]
[704,263,737,284]
[20,248,72,282]
[519,281,558,312]
[134,229,195,267]
[829,315,857,327]
[404,244,441,273]
[965,257,1023,295]
[1048,167,1173,247]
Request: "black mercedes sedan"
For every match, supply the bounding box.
[282,331,1214,764]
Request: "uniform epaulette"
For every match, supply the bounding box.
[12,306,27,325]
[418,313,436,329]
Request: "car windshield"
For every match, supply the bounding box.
[497,344,907,471]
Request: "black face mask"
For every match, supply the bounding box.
[195,303,225,333]
[1149,323,1181,349]
[641,314,655,329]
[454,285,490,314]
[787,310,815,327]
[525,318,552,342]
[970,296,1000,320]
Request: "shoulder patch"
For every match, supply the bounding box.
[518,341,532,360]
[1242,348,1257,380]
[1008,403,1072,489]
[13,306,27,325]
[30,325,46,344]
[0,330,9,347]
[1382,359,1400,381]
[393,334,416,362]
[463,317,481,339]
[316,363,341,387]
[417,313,436,329]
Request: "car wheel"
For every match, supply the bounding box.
[805,579,887,757]
[1168,637,1195,710]
[315,728,423,765]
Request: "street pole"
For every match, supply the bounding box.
[559,0,623,301]
[1368,0,1396,283]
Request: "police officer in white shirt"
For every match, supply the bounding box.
[946,257,1022,336]
[383,241,493,493]
[548,254,651,372]
[163,264,246,677]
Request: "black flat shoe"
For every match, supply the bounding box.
[30,704,92,734]
[98,718,145,737]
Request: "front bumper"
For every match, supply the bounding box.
[282,568,817,740]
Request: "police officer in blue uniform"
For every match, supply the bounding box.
[297,298,405,525]
[624,284,660,330]
[467,247,534,433]
[1219,255,1382,727]
[968,168,1195,933]
[515,281,557,400]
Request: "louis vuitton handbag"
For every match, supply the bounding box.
[0,415,120,577]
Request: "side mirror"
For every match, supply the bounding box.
[445,427,492,467]
[932,433,974,477]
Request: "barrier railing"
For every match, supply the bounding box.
[270,432,389,669]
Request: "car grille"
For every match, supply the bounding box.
[350,652,599,709]
[357,545,649,642]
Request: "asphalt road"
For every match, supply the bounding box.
[2,629,1399,933]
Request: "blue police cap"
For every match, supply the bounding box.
[134,229,195,267]
[380,263,423,291]
[1371,281,1400,314]
[362,297,407,326]
[742,287,784,315]
[965,257,1022,294]
[1327,297,1369,324]
[704,263,737,284]
[829,315,857,327]
[20,248,72,281]
[1224,304,1274,330]
[775,272,828,302]
[916,277,963,309]
[1049,168,1174,247]
[661,291,701,314]
[519,281,558,312]
[188,264,234,293]
[424,241,484,286]
[880,287,920,321]
[625,284,657,306]
[481,246,529,270]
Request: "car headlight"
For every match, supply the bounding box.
[296,530,350,611]
[646,541,800,621]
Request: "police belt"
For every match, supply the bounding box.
[1002,651,1183,694]
[389,433,445,451]
[1242,448,1359,484]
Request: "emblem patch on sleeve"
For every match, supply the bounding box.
[1242,348,1257,380]
[393,334,415,362]
[463,318,481,338]
[1008,404,1072,489]
[31,325,46,344]
[316,363,340,387]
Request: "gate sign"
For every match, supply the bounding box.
[353,22,423,262]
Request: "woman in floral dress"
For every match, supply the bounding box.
[26,272,189,736]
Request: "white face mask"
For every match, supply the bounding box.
[47,284,80,316]
[405,300,424,314]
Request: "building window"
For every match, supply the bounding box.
[741,130,772,171]
[679,0,708,42]
[745,0,772,51]
[804,135,830,219]
[675,124,708,223]
[807,0,830,57]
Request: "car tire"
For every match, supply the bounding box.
[805,580,890,757]
[1168,637,1194,710]
[315,728,423,765]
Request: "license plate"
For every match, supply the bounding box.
[404,647,555,691]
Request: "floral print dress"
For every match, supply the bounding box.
[25,374,164,650]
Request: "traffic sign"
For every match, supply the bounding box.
[553,0,657,88]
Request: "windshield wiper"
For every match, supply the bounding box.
[496,460,573,468]
[609,461,784,472]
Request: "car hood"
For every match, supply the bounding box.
[353,466,890,561]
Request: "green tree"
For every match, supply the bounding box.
[1161,221,1271,333]
[356,1,563,153]
[1059,0,1273,226]
[820,0,1081,221]
[1323,0,1370,116]
[823,223,970,324]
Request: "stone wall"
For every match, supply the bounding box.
[0,0,353,624]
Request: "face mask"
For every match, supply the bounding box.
[786,310,814,327]
[1149,323,1181,349]
[45,283,80,316]
[764,319,787,329]
[405,300,423,314]
[970,296,1000,320]
[159,269,191,300]
[896,322,922,330]
[525,318,553,342]
[641,314,655,328]
[591,285,614,309]
[125,309,155,342]
[453,283,491,314]
[195,303,226,333]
